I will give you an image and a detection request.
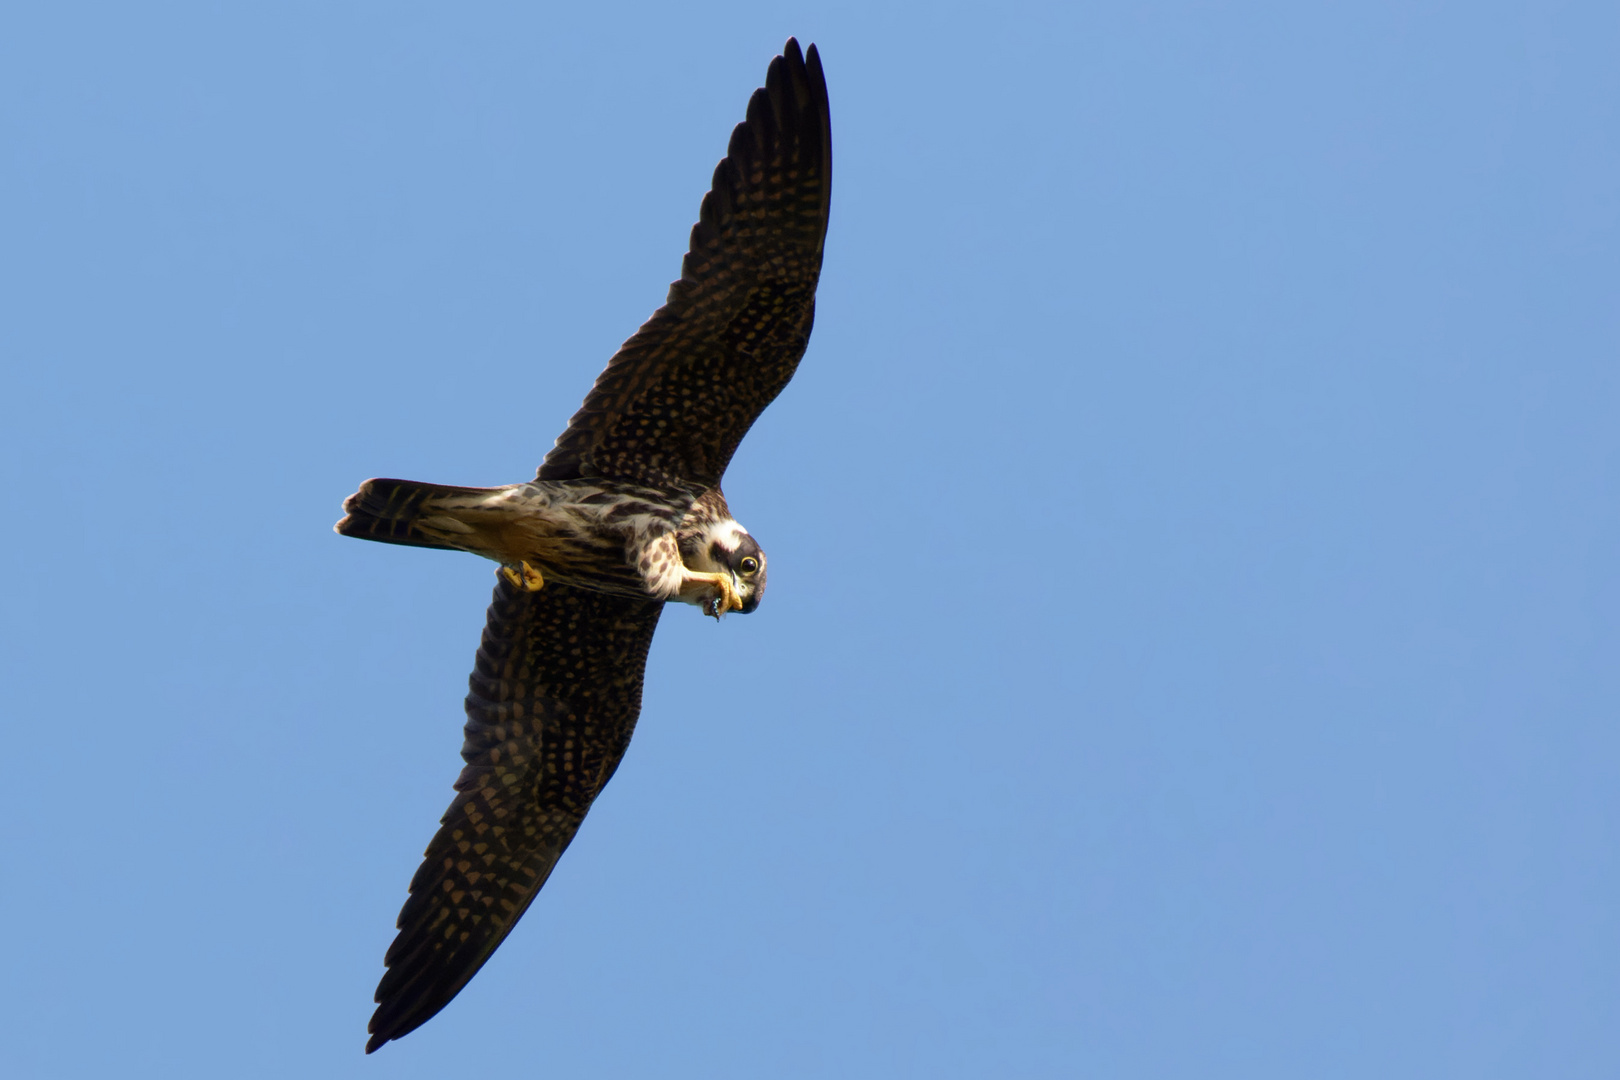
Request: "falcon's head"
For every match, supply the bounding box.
[680,518,768,615]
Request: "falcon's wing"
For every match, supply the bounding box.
[366,578,664,1053]
[538,38,831,491]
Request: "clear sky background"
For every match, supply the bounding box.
[2,2,1616,1077]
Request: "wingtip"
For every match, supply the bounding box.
[775,39,828,132]
[365,1001,420,1054]
[781,37,821,70]
[804,42,826,97]
[782,37,818,66]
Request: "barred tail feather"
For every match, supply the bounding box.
[335,478,497,551]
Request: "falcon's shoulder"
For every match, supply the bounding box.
[366,578,663,1052]
[538,38,832,491]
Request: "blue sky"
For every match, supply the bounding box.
[2,2,1616,1076]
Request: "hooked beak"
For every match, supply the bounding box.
[735,571,761,614]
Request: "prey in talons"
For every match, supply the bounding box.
[681,570,744,618]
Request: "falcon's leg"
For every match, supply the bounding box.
[500,560,546,592]
[679,571,742,618]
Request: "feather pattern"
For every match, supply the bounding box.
[354,38,830,1052]
[367,578,663,1051]
[538,39,831,490]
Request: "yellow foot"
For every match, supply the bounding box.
[702,572,743,619]
[678,570,742,618]
[500,560,545,592]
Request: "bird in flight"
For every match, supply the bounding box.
[334,39,830,1052]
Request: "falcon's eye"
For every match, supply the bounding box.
[739,557,759,574]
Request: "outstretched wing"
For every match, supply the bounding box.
[538,38,832,491]
[367,578,663,1053]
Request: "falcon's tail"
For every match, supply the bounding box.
[334,478,499,551]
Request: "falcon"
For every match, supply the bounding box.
[334,39,830,1052]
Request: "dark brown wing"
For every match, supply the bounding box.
[538,38,831,490]
[366,578,663,1053]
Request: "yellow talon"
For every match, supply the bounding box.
[500,560,545,592]
[681,570,741,618]
[711,573,742,618]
